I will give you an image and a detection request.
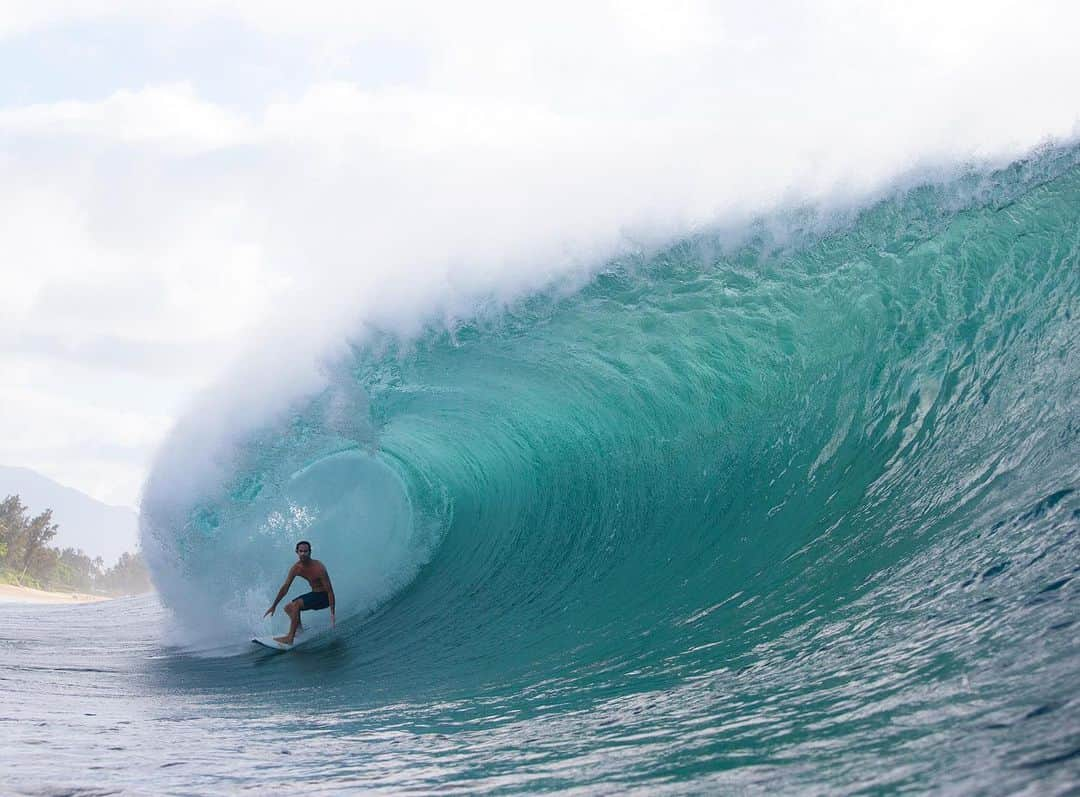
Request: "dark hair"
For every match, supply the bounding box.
[295,540,312,552]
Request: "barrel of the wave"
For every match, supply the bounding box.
[141,428,434,649]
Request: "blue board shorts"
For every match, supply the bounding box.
[296,591,330,611]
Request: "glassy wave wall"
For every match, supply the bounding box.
[141,147,1080,791]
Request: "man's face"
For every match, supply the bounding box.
[297,545,311,563]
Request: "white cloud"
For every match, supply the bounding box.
[0,83,248,153]
[0,375,170,508]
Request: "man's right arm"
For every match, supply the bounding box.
[264,566,297,616]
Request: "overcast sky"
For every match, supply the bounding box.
[2,1,1078,510]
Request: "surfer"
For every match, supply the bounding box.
[263,540,336,645]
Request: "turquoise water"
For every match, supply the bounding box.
[6,148,1080,794]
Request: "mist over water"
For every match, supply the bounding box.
[100,145,1080,791]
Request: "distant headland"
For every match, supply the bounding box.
[0,465,139,563]
[1,492,151,600]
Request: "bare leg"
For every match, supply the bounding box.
[274,600,302,645]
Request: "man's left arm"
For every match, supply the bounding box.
[324,568,336,628]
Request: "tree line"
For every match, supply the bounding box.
[0,494,151,595]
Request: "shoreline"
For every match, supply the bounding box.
[0,583,112,604]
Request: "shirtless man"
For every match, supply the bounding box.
[264,540,335,645]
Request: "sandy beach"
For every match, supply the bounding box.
[0,583,110,604]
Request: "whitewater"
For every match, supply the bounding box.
[4,145,1079,794]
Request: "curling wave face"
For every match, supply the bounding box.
[139,148,1079,789]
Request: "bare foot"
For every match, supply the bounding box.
[273,635,294,645]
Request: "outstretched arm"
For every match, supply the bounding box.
[264,565,298,616]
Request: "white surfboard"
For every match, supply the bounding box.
[252,626,322,651]
[251,635,295,651]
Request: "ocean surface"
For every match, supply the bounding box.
[4,148,1080,794]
